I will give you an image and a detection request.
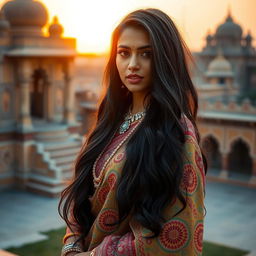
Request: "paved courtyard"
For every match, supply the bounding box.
[204,180,256,252]
[0,180,256,252]
[0,189,64,249]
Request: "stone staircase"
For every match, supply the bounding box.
[26,125,83,196]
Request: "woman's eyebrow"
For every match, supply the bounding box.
[137,45,151,50]
[117,45,151,50]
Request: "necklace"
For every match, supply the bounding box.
[119,110,145,134]
[92,118,144,188]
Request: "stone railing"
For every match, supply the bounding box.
[199,98,256,114]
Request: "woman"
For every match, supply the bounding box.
[59,8,207,256]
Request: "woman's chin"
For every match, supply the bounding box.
[125,86,148,94]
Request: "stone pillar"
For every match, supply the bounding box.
[17,60,33,131]
[46,79,54,122]
[249,159,256,185]
[63,60,76,124]
[15,143,32,187]
[219,152,229,179]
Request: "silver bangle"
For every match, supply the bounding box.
[62,243,83,256]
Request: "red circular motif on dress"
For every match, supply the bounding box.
[159,220,189,251]
[181,164,198,194]
[97,185,110,204]
[195,151,205,188]
[107,173,117,189]
[194,223,204,253]
[98,209,118,233]
[114,152,125,163]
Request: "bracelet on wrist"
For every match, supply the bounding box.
[63,232,80,244]
[61,242,82,256]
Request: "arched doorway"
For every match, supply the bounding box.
[30,68,48,119]
[202,135,221,171]
[228,139,252,175]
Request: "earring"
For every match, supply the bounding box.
[121,84,125,89]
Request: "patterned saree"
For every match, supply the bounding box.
[63,116,205,256]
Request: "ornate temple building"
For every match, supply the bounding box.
[0,0,82,196]
[194,10,256,186]
[193,10,256,93]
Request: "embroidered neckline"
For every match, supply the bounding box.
[92,118,143,188]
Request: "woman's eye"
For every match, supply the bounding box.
[117,50,130,57]
[141,51,151,58]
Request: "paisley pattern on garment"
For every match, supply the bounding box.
[107,172,118,190]
[114,152,125,163]
[63,115,206,256]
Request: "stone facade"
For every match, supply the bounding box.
[193,10,256,187]
[0,0,82,196]
[198,99,256,186]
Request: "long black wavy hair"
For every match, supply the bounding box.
[59,8,207,243]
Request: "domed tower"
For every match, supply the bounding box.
[2,0,48,37]
[48,16,64,38]
[196,8,256,94]
[205,49,234,86]
[215,10,243,47]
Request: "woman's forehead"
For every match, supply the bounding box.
[117,26,150,49]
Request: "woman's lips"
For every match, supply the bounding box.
[126,74,143,84]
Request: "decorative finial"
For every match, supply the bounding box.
[53,16,59,24]
[206,29,213,42]
[245,30,252,42]
[226,4,233,22]
[48,15,63,37]
[217,47,224,57]
[228,4,231,16]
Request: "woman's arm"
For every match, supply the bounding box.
[61,214,84,256]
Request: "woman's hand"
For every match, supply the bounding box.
[75,252,91,256]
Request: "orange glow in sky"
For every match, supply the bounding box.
[1,0,256,54]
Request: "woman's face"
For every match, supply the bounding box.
[116,26,152,95]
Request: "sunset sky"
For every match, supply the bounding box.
[0,0,255,54]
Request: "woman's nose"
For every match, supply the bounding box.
[128,55,139,71]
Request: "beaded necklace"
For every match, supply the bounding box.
[119,110,145,134]
[92,116,144,188]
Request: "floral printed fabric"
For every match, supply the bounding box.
[63,117,205,255]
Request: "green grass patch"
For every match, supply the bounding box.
[7,227,249,256]
[203,241,248,256]
[7,228,66,256]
